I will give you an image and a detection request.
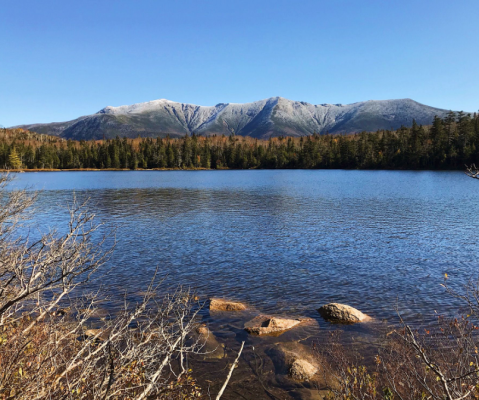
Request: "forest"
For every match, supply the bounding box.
[1,111,479,170]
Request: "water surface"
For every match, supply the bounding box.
[9,170,479,327]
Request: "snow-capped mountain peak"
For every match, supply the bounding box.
[14,97,458,140]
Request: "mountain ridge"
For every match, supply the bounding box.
[12,97,460,140]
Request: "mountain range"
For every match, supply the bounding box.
[13,97,458,140]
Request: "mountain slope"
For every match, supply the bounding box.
[14,97,457,139]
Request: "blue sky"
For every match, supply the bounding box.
[1,0,478,127]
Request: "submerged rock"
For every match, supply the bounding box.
[84,329,101,338]
[51,307,70,317]
[266,342,320,383]
[244,315,308,336]
[209,298,246,311]
[193,324,225,359]
[83,328,110,341]
[318,303,369,323]
[196,324,210,335]
[289,358,318,381]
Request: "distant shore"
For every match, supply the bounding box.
[0,167,215,172]
[0,167,468,173]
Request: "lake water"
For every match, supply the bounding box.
[8,170,479,397]
[9,170,479,327]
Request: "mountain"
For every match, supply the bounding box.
[13,97,457,140]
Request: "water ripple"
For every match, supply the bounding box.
[9,170,479,327]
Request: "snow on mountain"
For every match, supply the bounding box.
[13,97,457,140]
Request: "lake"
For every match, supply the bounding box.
[8,170,479,327]
[9,169,479,397]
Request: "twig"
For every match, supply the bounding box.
[215,341,245,400]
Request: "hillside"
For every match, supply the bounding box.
[2,112,479,171]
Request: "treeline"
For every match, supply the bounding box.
[1,111,479,170]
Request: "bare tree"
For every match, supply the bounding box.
[319,313,479,400]
[0,173,205,399]
[466,164,479,179]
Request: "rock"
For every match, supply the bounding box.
[51,307,70,317]
[289,358,318,381]
[244,315,306,336]
[84,329,101,337]
[209,298,246,311]
[196,324,210,335]
[318,303,370,323]
[290,389,326,400]
[266,342,320,385]
[83,328,109,341]
[189,324,225,359]
[200,332,225,359]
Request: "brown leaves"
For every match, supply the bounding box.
[0,176,204,399]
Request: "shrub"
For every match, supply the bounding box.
[0,173,203,399]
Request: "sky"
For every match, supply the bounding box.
[1,0,478,127]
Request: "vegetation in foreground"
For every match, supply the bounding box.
[0,173,206,399]
[1,111,479,170]
[319,304,479,399]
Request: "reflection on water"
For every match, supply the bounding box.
[9,170,479,328]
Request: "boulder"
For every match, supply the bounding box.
[318,303,369,323]
[266,342,320,383]
[196,324,210,335]
[245,315,307,336]
[189,324,225,359]
[289,358,318,381]
[83,328,110,341]
[197,327,225,359]
[209,298,246,311]
[84,329,101,338]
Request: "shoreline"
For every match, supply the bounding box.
[0,167,214,172]
[0,167,467,173]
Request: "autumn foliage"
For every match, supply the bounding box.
[0,173,204,399]
[1,111,479,170]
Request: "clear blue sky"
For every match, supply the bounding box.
[1,0,478,127]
